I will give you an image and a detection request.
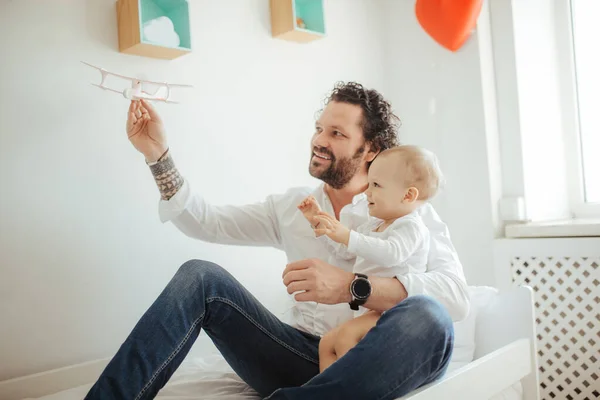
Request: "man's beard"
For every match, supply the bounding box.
[309,145,365,189]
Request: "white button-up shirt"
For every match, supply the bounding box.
[159,180,470,337]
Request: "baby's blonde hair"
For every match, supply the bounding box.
[377,145,444,201]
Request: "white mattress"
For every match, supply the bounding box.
[25,355,260,400]
[25,354,523,400]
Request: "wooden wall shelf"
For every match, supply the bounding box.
[270,0,326,43]
[116,0,191,60]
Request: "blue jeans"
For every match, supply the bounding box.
[85,260,454,400]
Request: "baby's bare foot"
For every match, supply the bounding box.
[298,195,321,225]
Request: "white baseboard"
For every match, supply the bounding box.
[0,358,109,400]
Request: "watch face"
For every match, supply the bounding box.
[352,278,371,299]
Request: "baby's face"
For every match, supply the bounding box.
[364,154,414,220]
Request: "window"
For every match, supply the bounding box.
[568,1,600,215]
[494,0,600,235]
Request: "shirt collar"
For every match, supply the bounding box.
[317,183,367,207]
[351,192,367,205]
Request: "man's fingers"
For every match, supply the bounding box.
[140,99,162,122]
[282,259,312,278]
[286,280,311,295]
[294,291,314,302]
[127,112,137,132]
[282,270,310,286]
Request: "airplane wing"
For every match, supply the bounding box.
[82,61,193,88]
[139,80,193,88]
[81,61,106,71]
[92,83,123,95]
[161,83,193,87]
[82,61,140,82]
[132,91,179,104]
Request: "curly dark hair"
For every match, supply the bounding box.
[324,81,401,154]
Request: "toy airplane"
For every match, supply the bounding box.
[82,61,192,104]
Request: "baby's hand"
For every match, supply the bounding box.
[312,212,351,245]
[297,195,322,226]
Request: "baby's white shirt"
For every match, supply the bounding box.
[319,210,430,316]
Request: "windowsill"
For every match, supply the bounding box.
[505,218,600,238]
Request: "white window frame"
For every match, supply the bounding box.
[556,0,600,219]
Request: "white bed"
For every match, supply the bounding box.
[0,286,540,400]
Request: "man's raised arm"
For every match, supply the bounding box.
[128,100,283,249]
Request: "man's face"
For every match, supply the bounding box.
[309,101,372,189]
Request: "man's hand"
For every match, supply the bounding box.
[312,212,351,245]
[126,99,168,162]
[282,258,354,304]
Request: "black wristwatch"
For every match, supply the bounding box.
[349,273,372,310]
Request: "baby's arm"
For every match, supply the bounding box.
[297,195,322,228]
[313,211,356,259]
[319,235,357,260]
[298,198,356,259]
[348,219,426,267]
[311,212,351,244]
[314,215,426,267]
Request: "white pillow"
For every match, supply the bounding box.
[448,286,498,370]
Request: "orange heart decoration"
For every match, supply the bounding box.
[415,0,483,52]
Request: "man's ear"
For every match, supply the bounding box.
[365,144,379,163]
[404,187,419,203]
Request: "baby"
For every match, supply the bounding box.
[297,145,444,372]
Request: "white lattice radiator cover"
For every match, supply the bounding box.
[511,256,599,400]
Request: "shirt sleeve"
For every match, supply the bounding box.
[316,235,357,261]
[157,179,283,249]
[395,204,470,322]
[346,218,425,267]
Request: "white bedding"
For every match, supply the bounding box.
[25,355,260,400]
[26,353,523,400]
[24,286,525,399]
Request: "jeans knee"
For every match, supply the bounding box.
[178,259,223,277]
[171,259,229,295]
[407,295,452,327]
[384,295,453,343]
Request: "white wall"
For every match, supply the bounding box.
[381,0,499,286]
[0,0,386,380]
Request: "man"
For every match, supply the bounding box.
[85,82,469,400]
